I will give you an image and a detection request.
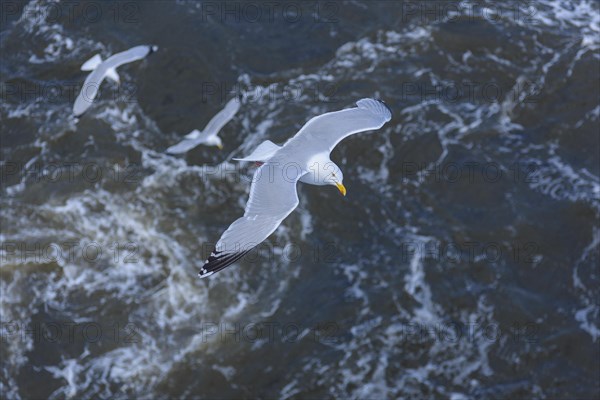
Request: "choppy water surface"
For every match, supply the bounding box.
[1,1,599,398]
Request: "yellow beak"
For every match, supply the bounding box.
[217,143,223,150]
[335,182,347,196]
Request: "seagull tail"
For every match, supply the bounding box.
[81,54,103,71]
[233,140,281,162]
[105,68,120,84]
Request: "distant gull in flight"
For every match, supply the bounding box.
[166,97,241,153]
[73,45,158,117]
[199,98,392,278]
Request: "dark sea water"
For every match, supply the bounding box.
[1,0,599,398]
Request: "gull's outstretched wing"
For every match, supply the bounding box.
[73,45,157,117]
[202,97,241,137]
[287,98,392,152]
[165,129,209,154]
[73,65,109,116]
[103,45,157,70]
[199,164,305,277]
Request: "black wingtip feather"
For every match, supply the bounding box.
[198,249,251,278]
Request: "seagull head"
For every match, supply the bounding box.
[206,135,223,150]
[325,163,346,196]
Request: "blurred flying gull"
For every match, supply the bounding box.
[199,98,392,278]
[166,97,241,153]
[73,45,158,117]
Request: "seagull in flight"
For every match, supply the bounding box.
[199,98,392,278]
[166,97,241,153]
[73,45,158,117]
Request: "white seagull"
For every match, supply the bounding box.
[73,45,158,117]
[199,98,392,278]
[166,97,241,154]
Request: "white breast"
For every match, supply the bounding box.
[298,153,335,186]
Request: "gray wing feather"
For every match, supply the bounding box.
[103,45,153,69]
[288,98,392,152]
[73,67,107,116]
[216,164,302,252]
[199,164,304,277]
[202,97,241,137]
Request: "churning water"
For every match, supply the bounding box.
[1,1,599,398]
